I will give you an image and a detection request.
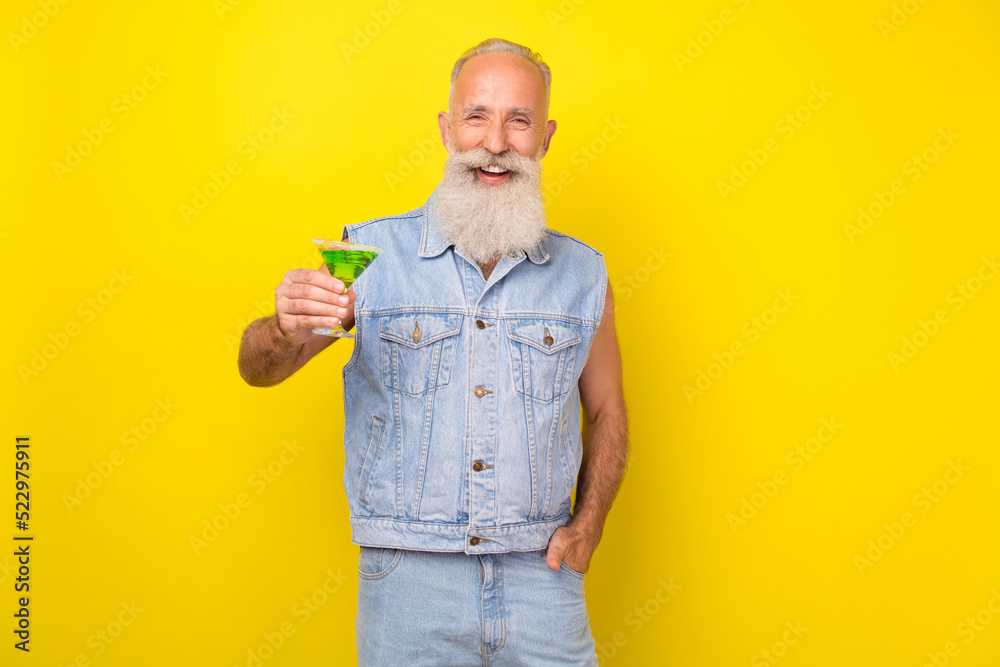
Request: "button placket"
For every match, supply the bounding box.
[468,289,502,534]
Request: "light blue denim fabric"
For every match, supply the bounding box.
[356,546,598,665]
[340,181,607,554]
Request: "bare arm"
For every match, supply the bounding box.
[572,276,629,538]
[238,261,357,387]
[545,276,629,572]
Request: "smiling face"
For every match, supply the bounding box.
[438,52,557,185]
[432,49,558,270]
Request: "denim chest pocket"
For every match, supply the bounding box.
[505,318,583,402]
[378,312,463,396]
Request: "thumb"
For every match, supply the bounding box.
[546,529,568,571]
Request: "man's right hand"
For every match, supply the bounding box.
[274,262,356,345]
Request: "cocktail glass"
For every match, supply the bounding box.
[311,238,382,339]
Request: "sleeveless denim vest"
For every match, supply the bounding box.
[340,182,607,554]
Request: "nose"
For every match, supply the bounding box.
[482,117,509,155]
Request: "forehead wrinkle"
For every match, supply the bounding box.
[461,102,537,118]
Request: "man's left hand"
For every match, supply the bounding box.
[545,522,601,573]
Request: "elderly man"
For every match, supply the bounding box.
[238,37,629,666]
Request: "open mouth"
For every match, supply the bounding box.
[477,165,512,183]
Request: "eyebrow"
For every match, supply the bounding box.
[462,104,536,119]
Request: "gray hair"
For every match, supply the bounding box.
[449,38,552,110]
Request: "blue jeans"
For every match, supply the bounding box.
[356,546,599,666]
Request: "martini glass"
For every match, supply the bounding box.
[311,238,382,339]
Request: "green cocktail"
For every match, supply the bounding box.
[312,238,382,338]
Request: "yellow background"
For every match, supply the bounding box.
[2,0,999,665]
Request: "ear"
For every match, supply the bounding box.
[437,112,451,151]
[539,119,557,159]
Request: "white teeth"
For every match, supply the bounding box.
[481,165,508,174]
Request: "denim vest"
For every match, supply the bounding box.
[340,182,607,554]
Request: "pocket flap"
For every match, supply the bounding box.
[378,312,463,349]
[505,318,582,354]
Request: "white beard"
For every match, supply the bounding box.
[434,144,548,267]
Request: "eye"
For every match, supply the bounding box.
[512,118,529,125]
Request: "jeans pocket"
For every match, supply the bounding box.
[559,561,587,580]
[358,546,405,581]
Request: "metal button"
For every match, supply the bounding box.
[473,386,493,398]
[473,460,484,471]
[543,326,554,347]
[469,537,481,546]
[411,321,421,342]
[476,319,485,329]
